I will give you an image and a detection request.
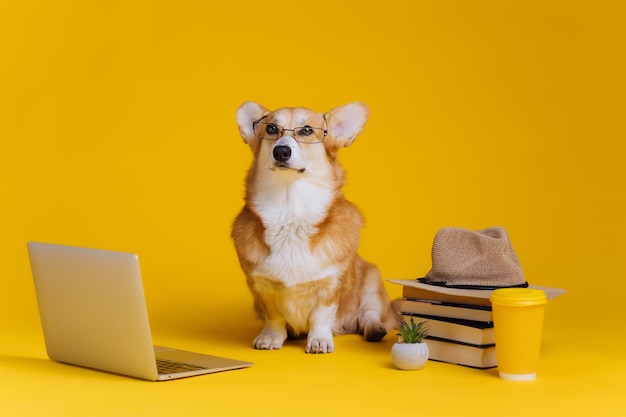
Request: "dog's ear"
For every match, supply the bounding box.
[325,102,369,148]
[236,101,270,146]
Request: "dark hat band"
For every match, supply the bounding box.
[417,277,529,291]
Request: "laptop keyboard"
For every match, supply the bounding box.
[156,358,209,374]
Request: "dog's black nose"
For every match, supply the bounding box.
[273,145,291,162]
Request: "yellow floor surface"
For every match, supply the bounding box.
[2,298,625,417]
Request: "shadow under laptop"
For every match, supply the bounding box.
[0,354,126,381]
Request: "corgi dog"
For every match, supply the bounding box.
[231,101,399,353]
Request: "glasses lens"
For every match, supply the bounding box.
[254,123,282,140]
[295,126,324,143]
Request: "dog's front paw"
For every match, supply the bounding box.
[254,333,285,350]
[305,336,335,354]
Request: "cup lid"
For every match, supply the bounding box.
[490,288,547,306]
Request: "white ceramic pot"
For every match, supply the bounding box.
[391,342,429,370]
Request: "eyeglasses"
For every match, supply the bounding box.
[252,115,328,144]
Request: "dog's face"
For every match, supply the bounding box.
[236,102,369,178]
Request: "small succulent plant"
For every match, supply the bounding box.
[398,317,429,344]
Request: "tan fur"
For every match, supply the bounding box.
[232,101,400,353]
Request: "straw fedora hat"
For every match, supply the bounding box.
[390,227,565,300]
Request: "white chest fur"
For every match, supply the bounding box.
[252,177,338,287]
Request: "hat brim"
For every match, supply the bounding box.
[388,279,566,301]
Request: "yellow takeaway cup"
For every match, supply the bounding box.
[490,288,547,381]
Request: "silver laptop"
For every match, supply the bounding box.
[27,242,252,381]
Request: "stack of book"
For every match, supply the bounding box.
[398,284,497,369]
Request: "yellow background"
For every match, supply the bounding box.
[1,1,624,416]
